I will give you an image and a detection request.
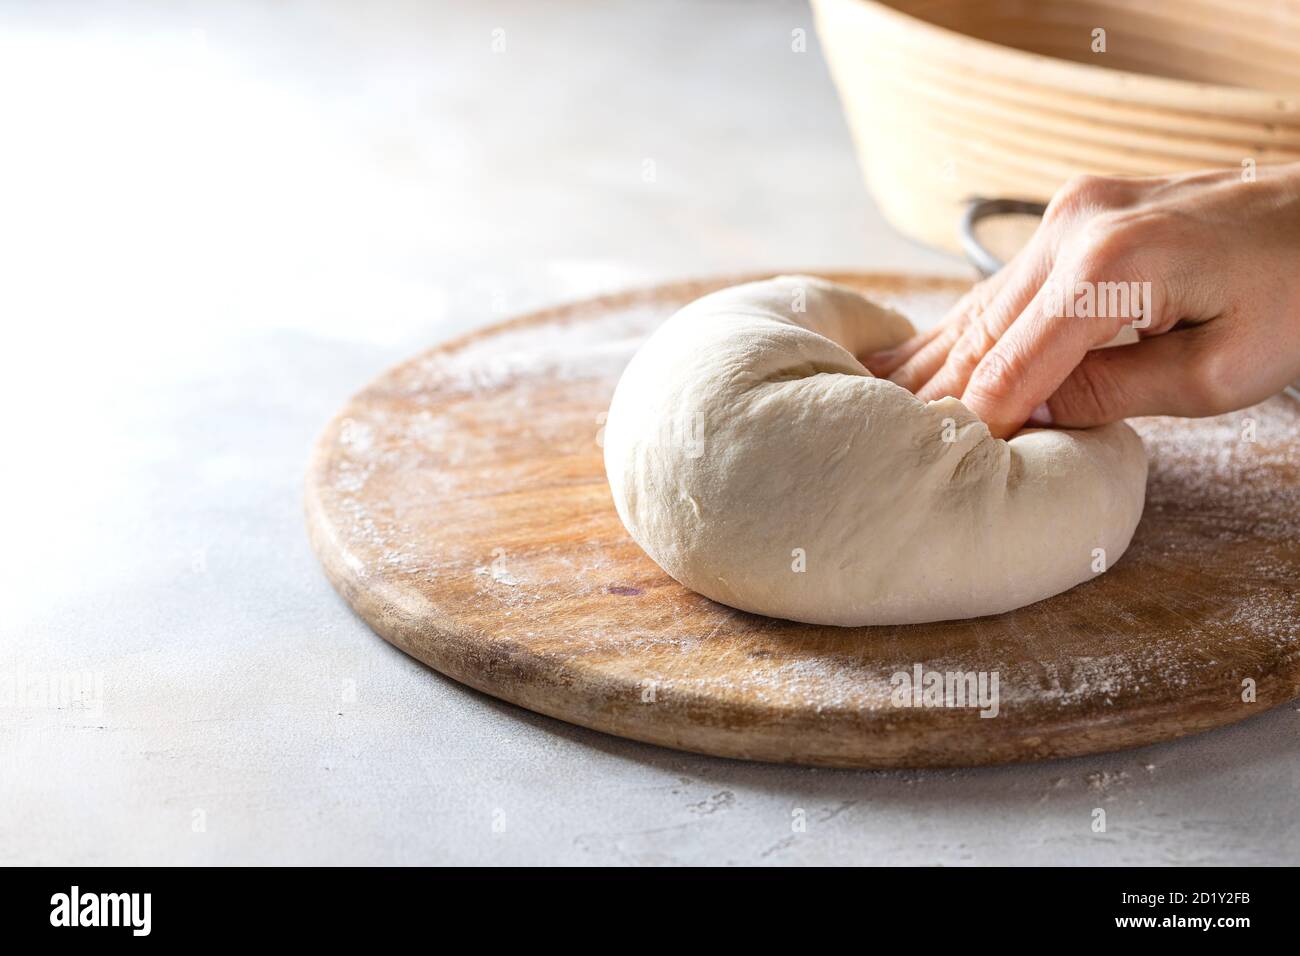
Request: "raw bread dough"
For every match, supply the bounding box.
[602,275,1148,626]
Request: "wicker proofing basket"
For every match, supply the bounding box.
[813,0,1300,253]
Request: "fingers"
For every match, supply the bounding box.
[959,259,1138,437]
[913,249,1052,402]
[862,320,947,377]
[887,322,965,393]
[912,316,999,403]
[866,255,1024,380]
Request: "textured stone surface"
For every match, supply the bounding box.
[1,0,1295,865]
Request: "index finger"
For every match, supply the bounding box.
[960,271,1129,438]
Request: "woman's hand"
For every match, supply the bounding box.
[865,164,1300,439]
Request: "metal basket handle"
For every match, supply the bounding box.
[959,197,1048,277]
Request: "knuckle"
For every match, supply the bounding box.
[969,277,1000,314]
[952,324,997,373]
[1045,174,1112,222]
[1061,173,1105,201]
[1045,173,1141,230]
[966,346,1026,404]
[1079,212,1128,258]
[954,278,1000,321]
[1072,213,1153,282]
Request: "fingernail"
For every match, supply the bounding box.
[1027,402,1053,426]
[863,348,894,367]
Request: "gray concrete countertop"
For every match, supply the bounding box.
[1,0,1295,866]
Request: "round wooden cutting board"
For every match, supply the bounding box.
[305,272,1300,768]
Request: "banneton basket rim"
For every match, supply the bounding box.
[821,0,1300,116]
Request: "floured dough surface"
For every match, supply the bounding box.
[602,275,1149,626]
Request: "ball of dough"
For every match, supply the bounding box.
[602,275,1148,627]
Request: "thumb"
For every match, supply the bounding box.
[1044,327,1220,427]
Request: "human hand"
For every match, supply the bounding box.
[865,164,1300,439]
